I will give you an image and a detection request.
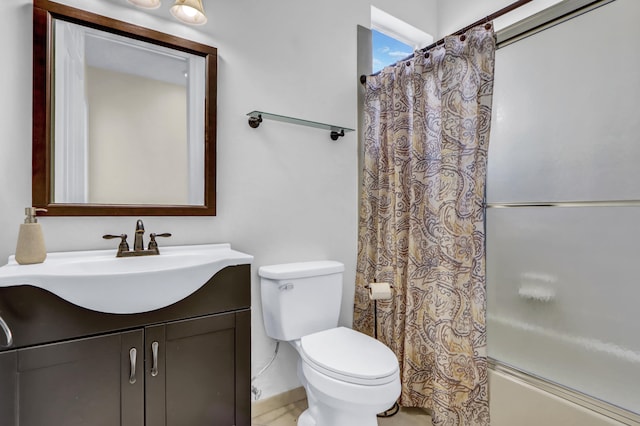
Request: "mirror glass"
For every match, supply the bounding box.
[33,0,217,216]
[53,20,205,206]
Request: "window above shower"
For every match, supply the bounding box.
[369,6,433,73]
[371,30,413,73]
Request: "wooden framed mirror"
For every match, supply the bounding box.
[32,0,217,216]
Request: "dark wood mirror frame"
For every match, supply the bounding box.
[32,0,217,216]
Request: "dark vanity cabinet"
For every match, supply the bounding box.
[10,331,143,426]
[0,265,250,426]
[0,349,17,424]
[146,313,248,426]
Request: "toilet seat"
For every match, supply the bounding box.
[300,327,399,386]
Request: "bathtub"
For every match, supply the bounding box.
[488,315,640,426]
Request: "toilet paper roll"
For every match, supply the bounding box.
[368,282,392,300]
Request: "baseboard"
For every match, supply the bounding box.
[251,387,307,419]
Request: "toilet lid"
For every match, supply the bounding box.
[300,327,398,384]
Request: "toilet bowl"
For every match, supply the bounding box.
[259,261,401,426]
[295,327,401,426]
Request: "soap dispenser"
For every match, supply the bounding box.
[15,207,48,265]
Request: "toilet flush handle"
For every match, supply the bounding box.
[279,283,294,291]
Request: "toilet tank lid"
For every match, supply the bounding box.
[258,261,344,280]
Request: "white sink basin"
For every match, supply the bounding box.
[0,244,253,314]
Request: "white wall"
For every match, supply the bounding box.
[0,0,435,400]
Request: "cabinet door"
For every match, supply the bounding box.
[0,350,17,424]
[15,330,144,426]
[146,313,238,426]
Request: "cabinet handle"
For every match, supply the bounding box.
[129,348,137,384]
[0,315,13,348]
[151,341,159,377]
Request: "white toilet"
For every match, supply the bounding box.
[259,261,401,426]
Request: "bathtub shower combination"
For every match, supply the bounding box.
[486,0,639,423]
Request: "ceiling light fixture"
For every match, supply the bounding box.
[170,0,208,25]
[127,0,161,10]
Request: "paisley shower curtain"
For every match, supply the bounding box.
[354,24,496,426]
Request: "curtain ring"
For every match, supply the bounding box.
[460,34,466,42]
[424,52,429,59]
[485,22,492,30]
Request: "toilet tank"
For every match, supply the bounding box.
[259,261,344,341]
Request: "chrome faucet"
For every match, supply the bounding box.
[103,220,172,257]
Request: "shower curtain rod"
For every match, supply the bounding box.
[360,0,534,84]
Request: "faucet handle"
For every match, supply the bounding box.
[148,233,172,250]
[103,233,128,240]
[103,234,130,253]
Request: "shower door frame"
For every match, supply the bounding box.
[487,0,640,424]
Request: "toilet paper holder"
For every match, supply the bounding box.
[365,282,394,301]
[364,283,394,289]
[365,280,401,419]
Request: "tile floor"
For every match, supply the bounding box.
[252,399,432,426]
